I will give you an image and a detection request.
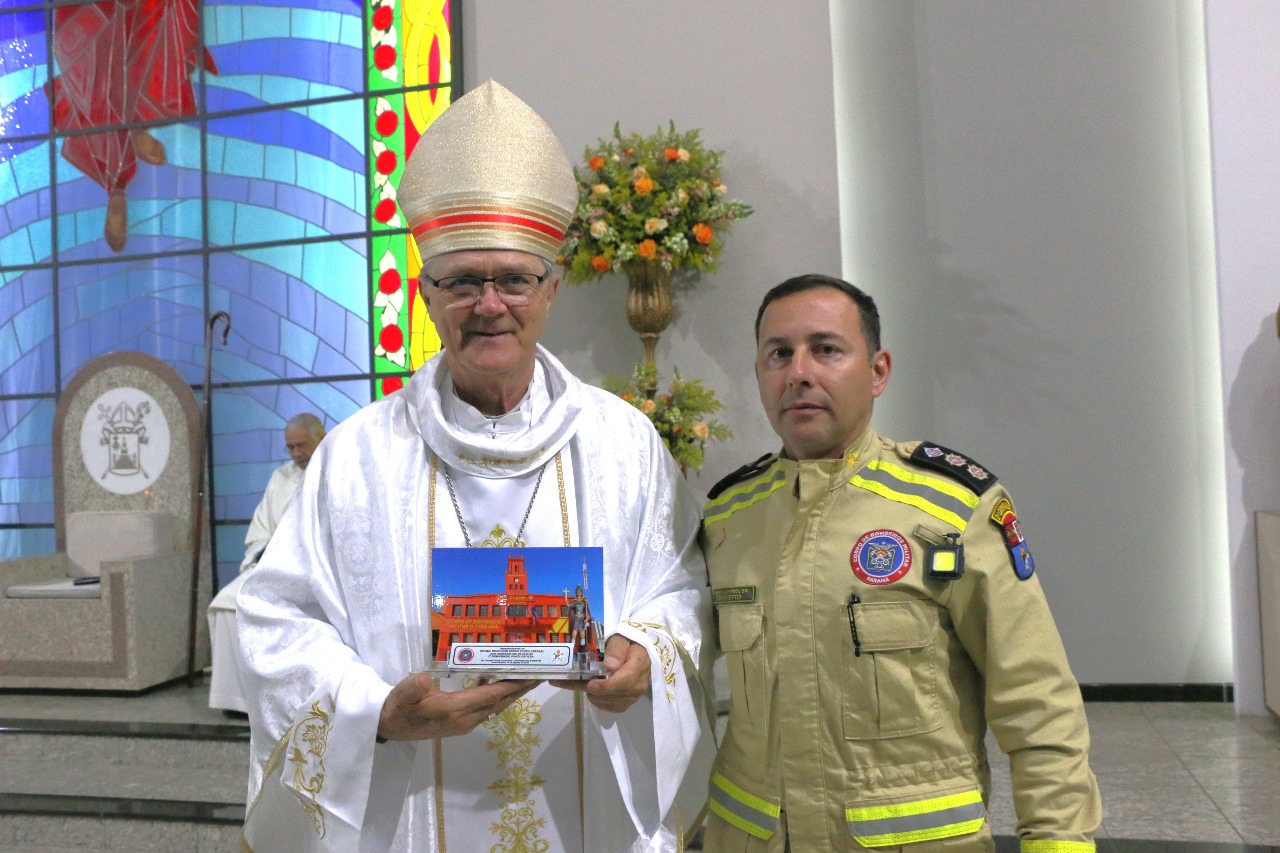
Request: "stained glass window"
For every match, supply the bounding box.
[0,0,454,586]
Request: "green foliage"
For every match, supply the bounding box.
[561,122,753,284]
[605,362,733,473]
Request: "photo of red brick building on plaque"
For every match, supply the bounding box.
[430,549,604,663]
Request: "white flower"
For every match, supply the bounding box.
[644,217,668,235]
[677,148,690,162]
[590,220,608,238]
[714,182,729,196]
[592,183,610,196]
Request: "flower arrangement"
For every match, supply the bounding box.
[604,362,732,474]
[560,122,753,283]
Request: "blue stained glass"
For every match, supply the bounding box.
[214,522,250,589]
[1,140,50,202]
[0,397,54,540]
[312,341,360,376]
[208,380,365,554]
[0,6,48,41]
[0,0,457,566]
[0,398,53,454]
[246,262,290,314]
[1,86,50,141]
[303,241,365,313]
[279,317,319,371]
[0,268,52,394]
[0,528,55,561]
[59,256,207,384]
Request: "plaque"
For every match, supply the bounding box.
[429,546,606,679]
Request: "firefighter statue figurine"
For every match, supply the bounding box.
[567,585,593,671]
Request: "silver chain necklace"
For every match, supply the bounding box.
[440,460,548,547]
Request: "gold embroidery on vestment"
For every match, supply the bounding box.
[427,450,573,849]
[625,620,679,701]
[456,448,546,467]
[486,697,549,851]
[481,524,523,548]
[288,696,335,837]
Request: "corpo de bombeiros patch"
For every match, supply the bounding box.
[850,529,913,585]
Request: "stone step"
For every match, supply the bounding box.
[0,717,246,851]
[0,796,242,852]
[0,719,249,803]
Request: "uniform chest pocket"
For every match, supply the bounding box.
[842,600,942,740]
[717,603,770,736]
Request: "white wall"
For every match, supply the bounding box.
[461,0,843,496]
[1204,1,1280,715]
[464,1,1251,697]
[831,1,1233,691]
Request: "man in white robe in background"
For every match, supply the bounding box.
[238,81,715,853]
[207,412,325,713]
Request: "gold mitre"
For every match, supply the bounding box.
[400,80,577,264]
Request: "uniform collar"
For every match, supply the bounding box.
[778,425,882,495]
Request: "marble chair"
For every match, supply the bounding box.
[0,352,212,691]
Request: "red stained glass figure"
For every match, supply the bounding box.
[44,0,218,253]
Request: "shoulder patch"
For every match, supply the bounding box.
[908,443,997,495]
[707,452,777,500]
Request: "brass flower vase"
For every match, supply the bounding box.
[623,261,675,374]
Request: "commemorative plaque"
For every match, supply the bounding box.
[428,546,606,680]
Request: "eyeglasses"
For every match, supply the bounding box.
[421,268,551,308]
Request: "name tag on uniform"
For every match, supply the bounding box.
[713,586,756,605]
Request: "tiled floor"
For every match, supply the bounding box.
[2,681,1279,850]
[985,701,1280,848]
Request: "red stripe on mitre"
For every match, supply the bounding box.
[412,210,566,242]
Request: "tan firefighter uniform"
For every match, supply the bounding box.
[701,427,1101,853]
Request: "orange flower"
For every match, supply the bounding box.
[692,223,713,245]
[638,239,658,260]
[692,422,710,439]
[591,255,611,272]
[640,399,656,414]
[664,147,680,162]
[634,177,654,196]
[624,147,636,157]
[621,392,635,402]
[589,156,605,171]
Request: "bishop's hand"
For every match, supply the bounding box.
[376,671,534,741]
[553,633,651,713]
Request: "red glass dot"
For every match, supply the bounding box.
[376,150,397,175]
[374,199,397,222]
[381,376,404,395]
[374,44,397,71]
[380,324,404,353]
[378,268,402,294]
[372,6,394,30]
[375,110,399,137]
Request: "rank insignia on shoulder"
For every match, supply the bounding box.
[707,452,777,501]
[713,586,757,605]
[990,497,1035,580]
[910,443,997,495]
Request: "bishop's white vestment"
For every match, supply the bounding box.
[208,460,305,712]
[237,346,716,852]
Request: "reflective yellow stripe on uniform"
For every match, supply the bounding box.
[1021,842,1096,852]
[709,772,781,840]
[704,463,786,526]
[846,789,985,846]
[850,460,980,531]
